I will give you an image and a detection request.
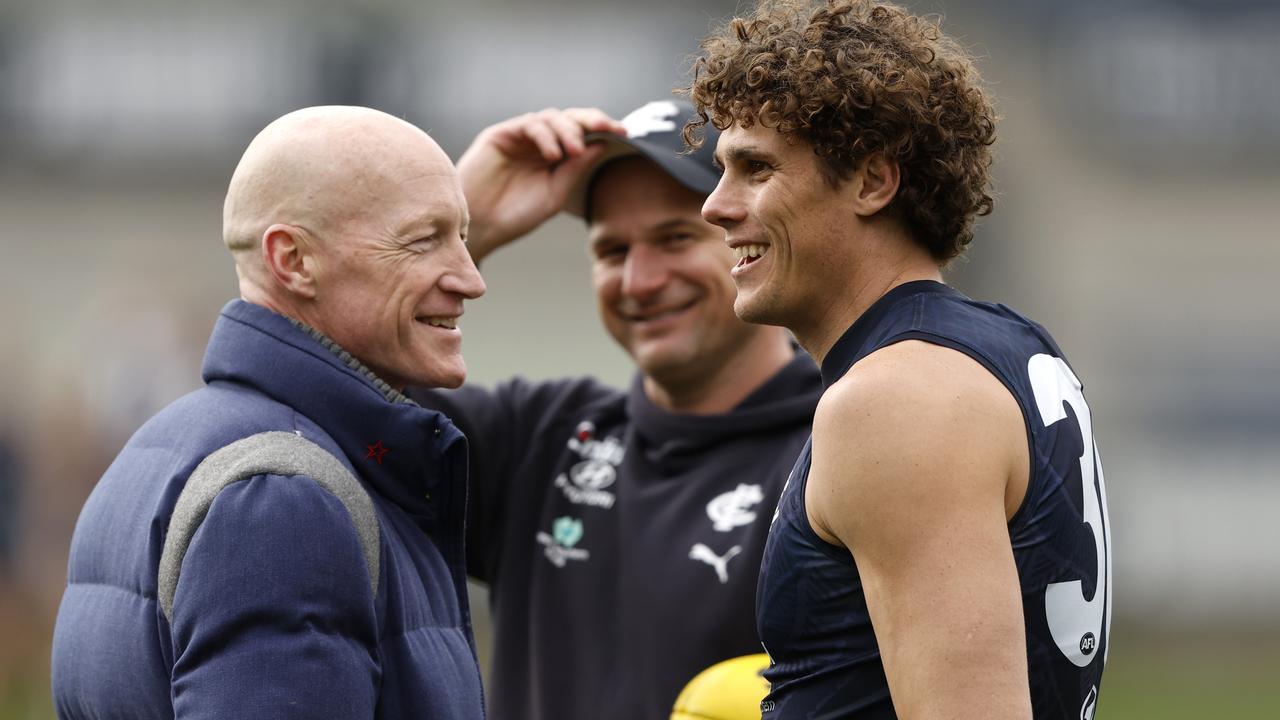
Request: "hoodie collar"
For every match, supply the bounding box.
[626,349,822,451]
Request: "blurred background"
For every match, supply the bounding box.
[1,0,1277,717]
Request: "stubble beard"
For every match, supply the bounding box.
[733,282,791,331]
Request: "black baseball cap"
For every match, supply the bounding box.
[565,99,722,219]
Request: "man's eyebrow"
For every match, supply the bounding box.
[593,218,696,243]
[396,213,465,242]
[589,233,618,251]
[650,218,699,233]
[721,144,777,165]
[394,217,435,240]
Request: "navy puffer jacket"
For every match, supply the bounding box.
[52,300,484,720]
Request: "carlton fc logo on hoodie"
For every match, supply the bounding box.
[707,483,765,532]
[555,421,624,509]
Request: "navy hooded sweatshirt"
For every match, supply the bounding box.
[413,350,821,720]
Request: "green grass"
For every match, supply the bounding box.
[0,669,51,720]
[1098,635,1280,719]
[5,635,1278,719]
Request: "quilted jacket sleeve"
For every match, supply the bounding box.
[166,473,380,719]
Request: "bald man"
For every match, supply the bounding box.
[51,107,487,720]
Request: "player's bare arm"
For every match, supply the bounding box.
[807,339,1033,719]
[457,108,624,263]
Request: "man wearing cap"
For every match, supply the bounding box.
[408,101,821,720]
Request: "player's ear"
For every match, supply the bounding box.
[850,152,900,218]
[261,224,319,300]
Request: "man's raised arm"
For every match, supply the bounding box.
[458,108,624,263]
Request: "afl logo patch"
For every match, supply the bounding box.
[1079,632,1097,656]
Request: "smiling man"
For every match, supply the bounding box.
[52,106,487,719]
[410,100,822,720]
[688,1,1113,718]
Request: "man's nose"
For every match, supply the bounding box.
[701,175,746,230]
[441,240,487,299]
[620,244,668,300]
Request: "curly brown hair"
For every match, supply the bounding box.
[685,0,996,263]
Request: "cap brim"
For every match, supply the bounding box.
[564,132,722,218]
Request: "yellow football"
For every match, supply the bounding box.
[670,653,772,720]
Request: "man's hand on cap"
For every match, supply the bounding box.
[458,108,625,264]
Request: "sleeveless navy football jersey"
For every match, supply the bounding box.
[757,280,1111,720]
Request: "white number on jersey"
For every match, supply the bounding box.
[1028,354,1113,669]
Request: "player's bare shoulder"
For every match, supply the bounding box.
[807,339,1030,545]
[815,338,1023,459]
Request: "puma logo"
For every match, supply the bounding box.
[689,543,742,584]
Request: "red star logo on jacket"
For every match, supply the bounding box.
[365,440,389,465]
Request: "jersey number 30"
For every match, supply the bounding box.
[1029,354,1112,669]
